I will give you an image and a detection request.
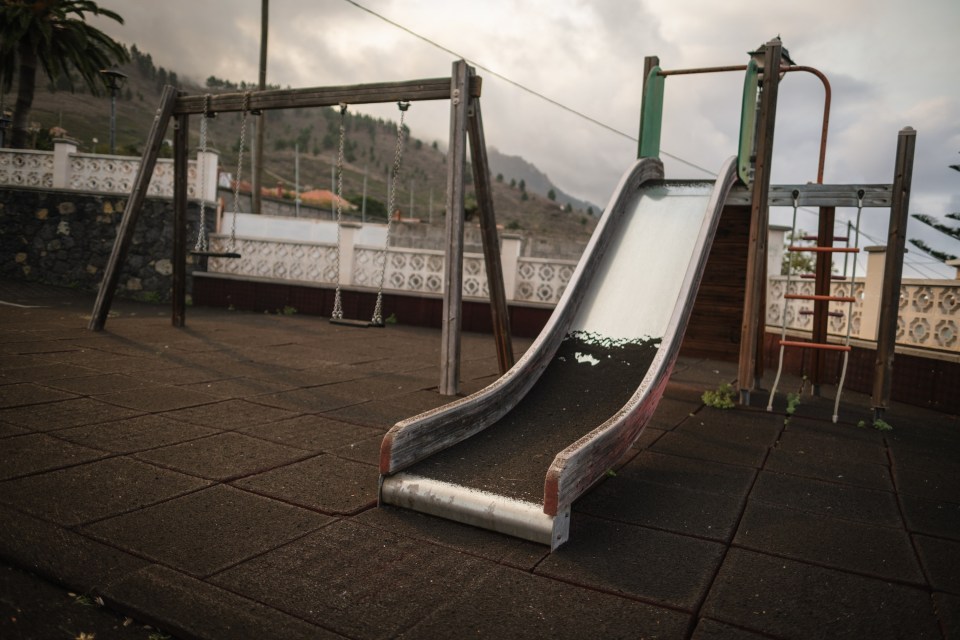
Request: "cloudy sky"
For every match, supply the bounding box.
[92,0,959,277]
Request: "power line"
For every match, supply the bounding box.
[340,0,715,177]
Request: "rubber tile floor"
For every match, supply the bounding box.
[0,280,957,639]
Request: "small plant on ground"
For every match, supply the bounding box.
[280,305,297,316]
[785,392,801,416]
[702,383,736,409]
[385,312,398,325]
[873,418,893,432]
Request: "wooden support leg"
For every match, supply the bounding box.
[173,102,188,327]
[467,92,514,375]
[89,85,178,331]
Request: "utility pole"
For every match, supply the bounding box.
[252,0,268,214]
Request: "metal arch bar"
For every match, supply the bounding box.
[173,76,483,115]
[656,63,832,185]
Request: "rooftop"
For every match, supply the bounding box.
[0,279,957,639]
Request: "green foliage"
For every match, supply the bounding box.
[911,213,960,241]
[506,220,523,231]
[385,312,398,325]
[547,188,557,201]
[1,0,130,147]
[785,392,801,415]
[908,238,957,263]
[702,383,736,409]
[873,418,893,432]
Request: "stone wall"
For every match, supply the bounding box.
[0,186,210,302]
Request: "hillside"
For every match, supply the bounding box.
[13,44,598,248]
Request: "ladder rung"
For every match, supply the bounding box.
[788,246,860,253]
[785,294,856,303]
[799,274,847,280]
[798,309,844,317]
[779,340,852,352]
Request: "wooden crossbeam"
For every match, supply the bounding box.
[726,183,892,208]
[174,77,483,115]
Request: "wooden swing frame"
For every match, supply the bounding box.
[88,60,513,396]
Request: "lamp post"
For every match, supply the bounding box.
[99,68,127,154]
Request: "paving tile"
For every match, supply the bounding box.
[577,473,744,541]
[0,383,78,408]
[891,449,960,504]
[356,505,549,571]
[56,414,218,454]
[649,427,768,468]
[238,414,381,452]
[0,363,99,384]
[0,504,148,594]
[137,366,232,386]
[210,519,490,640]
[251,385,369,413]
[900,495,960,539]
[648,396,700,429]
[0,397,144,432]
[536,514,726,610]
[750,470,901,527]
[323,390,451,428]
[690,618,771,639]
[179,376,297,399]
[0,563,162,640]
[775,426,889,465]
[763,446,893,491]
[913,534,960,594]
[332,434,383,465]
[0,433,108,480]
[401,564,691,640]
[43,372,153,395]
[0,422,27,438]
[679,406,784,446]
[134,432,310,481]
[161,398,301,430]
[97,385,220,412]
[630,425,666,452]
[702,548,941,640]
[82,485,330,578]
[0,457,210,526]
[233,454,378,514]
[626,450,757,497]
[734,501,924,584]
[934,592,960,639]
[102,564,333,640]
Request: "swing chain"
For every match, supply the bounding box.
[228,93,250,251]
[371,101,410,325]
[194,95,212,252]
[331,103,349,320]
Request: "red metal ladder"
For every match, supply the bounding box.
[767,189,865,422]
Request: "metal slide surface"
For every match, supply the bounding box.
[380,156,739,549]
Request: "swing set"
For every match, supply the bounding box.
[88,61,514,396]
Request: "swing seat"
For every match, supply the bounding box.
[330,317,384,328]
[190,250,242,259]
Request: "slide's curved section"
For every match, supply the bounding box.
[380,157,739,549]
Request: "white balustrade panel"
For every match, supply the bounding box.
[68,154,199,197]
[767,275,958,353]
[0,150,54,188]
[514,257,577,304]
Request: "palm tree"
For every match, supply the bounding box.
[0,0,128,148]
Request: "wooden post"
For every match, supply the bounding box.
[738,39,781,404]
[172,103,188,327]
[89,85,178,331]
[467,88,514,374]
[872,127,916,418]
[440,60,470,396]
[810,205,836,392]
[638,56,660,159]
[252,0,268,215]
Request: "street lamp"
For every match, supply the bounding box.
[99,68,127,154]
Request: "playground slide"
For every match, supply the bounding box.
[379,156,739,549]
